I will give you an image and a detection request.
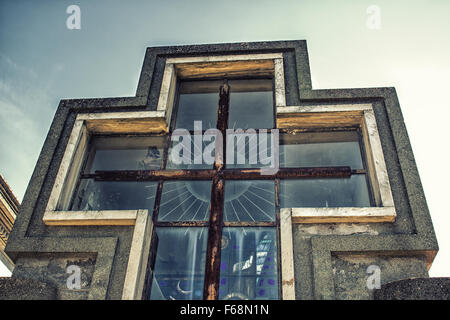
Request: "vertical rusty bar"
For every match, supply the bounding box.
[215,81,230,171]
[203,82,230,300]
[203,176,225,300]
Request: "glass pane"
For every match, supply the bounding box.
[149,227,208,300]
[219,227,278,300]
[175,93,218,131]
[158,181,212,222]
[86,136,163,173]
[72,181,158,211]
[229,91,274,130]
[166,134,214,170]
[280,176,371,208]
[280,132,364,169]
[224,181,275,222]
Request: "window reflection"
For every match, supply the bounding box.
[158,181,212,222]
[225,131,273,169]
[149,227,208,300]
[72,181,158,211]
[166,135,214,170]
[219,228,278,300]
[85,136,163,173]
[175,93,218,131]
[280,131,364,169]
[224,181,275,222]
[281,176,371,208]
[229,91,273,130]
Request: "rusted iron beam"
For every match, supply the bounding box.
[81,166,352,182]
[213,82,230,172]
[155,221,209,227]
[221,166,352,179]
[82,169,217,181]
[203,176,224,300]
[223,221,276,227]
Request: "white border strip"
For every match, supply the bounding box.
[277,104,373,114]
[166,53,283,64]
[280,208,296,300]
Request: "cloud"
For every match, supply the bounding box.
[0,53,60,201]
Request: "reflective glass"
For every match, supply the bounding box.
[280,132,364,169]
[225,131,274,169]
[175,93,218,131]
[166,133,215,170]
[158,181,212,222]
[149,227,208,300]
[85,136,163,173]
[219,228,278,300]
[224,181,275,222]
[72,181,158,211]
[229,91,273,130]
[280,176,371,208]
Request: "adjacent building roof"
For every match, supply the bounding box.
[0,174,19,250]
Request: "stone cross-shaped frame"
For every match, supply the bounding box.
[6,41,437,300]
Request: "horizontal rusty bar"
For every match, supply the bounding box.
[223,221,276,227]
[222,167,352,179]
[155,221,209,227]
[81,166,352,181]
[82,169,217,181]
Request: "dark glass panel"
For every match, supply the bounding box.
[280,175,371,208]
[72,181,158,211]
[219,228,278,300]
[229,91,273,130]
[86,136,163,173]
[280,131,364,169]
[224,181,275,222]
[175,93,218,131]
[149,227,208,300]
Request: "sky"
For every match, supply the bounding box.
[0,0,449,278]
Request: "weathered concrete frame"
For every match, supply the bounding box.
[40,53,287,299]
[42,114,160,299]
[5,41,438,300]
[277,104,396,223]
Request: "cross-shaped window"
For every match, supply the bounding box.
[69,77,372,300]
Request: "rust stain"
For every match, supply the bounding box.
[282,278,295,286]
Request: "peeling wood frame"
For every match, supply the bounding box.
[276,103,396,223]
[156,53,286,122]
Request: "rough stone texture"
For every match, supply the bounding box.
[12,254,96,300]
[374,278,450,300]
[4,40,438,300]
[0,277,57,300]
[332,254,428,300]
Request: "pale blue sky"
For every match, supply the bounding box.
[1,0,449,277]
